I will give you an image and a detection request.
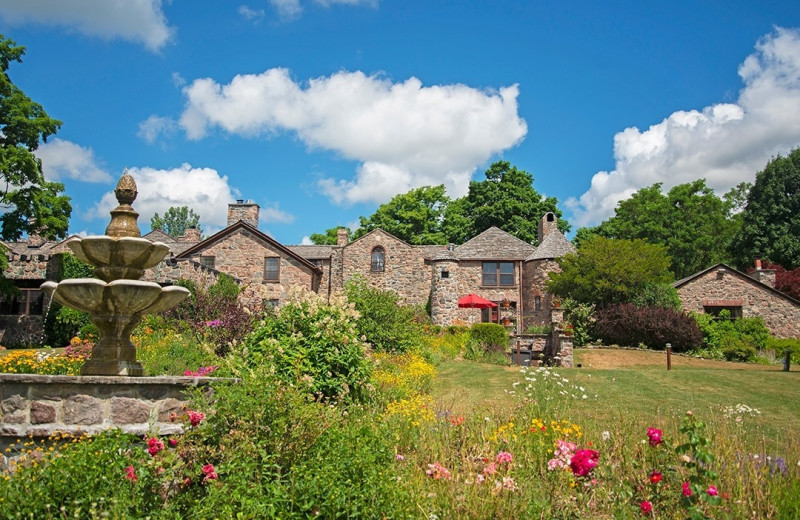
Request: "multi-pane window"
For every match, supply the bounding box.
[200,256,215,269]
[0,289,44,315]
[264,257,280,281]
[482,262,514,286]
[371,247,385,272]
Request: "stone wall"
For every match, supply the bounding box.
[430,259,461,325]
[0,374,224,447]
[143,258,221,287]
[522,259,560,330]
[676,268,800,338]
[340,231,430,306]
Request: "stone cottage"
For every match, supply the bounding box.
[674,262,800,338]
[1,200,575,344]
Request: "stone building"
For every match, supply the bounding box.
[674,262,800,338]
[1,200,575,344]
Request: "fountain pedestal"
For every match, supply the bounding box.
[40,173,190,376]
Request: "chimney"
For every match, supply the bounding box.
[26,219,47,248]
[227,200,260,228]
[749,259,776,288]
[336,227,349,246]
[537,212,558,244]
[180,227,202,243]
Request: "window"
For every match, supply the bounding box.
[704,306,743,320]
[371,247,385,272]
[264,257,280,281]
[534,296,541,311]
[263,298,279,309]
[441,270,450,279]
[482,262,514,286]
[0,288,44,315]
[200,256,215,269]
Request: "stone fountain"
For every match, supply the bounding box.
[41,172,190,376]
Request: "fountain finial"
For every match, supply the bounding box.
[105,170,141,238]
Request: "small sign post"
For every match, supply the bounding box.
[666,343,672,371]
[785,348,792,372]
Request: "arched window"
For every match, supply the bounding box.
[371,246,385,272]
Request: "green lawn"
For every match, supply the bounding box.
[433,348,800,446]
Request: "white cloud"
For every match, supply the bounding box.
[88,164,238,233]
[300,235,313,245]
[238,5,265,23]
[568,27,800,227]
[173,68,526,204]
[269,0,302,21]
[137,115,179,144]
[260,204,295,223]
[36,138,112,183]
[0,0,174,51]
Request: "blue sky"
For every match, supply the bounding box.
[2,1,799,244]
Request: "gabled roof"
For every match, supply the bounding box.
[346,228,413,248]
[673,263,800,307]
[287,245,335,259]
[526,231,576,261]
[454,227,536,260]
[176,221,321,273]
[143,229,177,243]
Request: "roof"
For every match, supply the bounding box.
[673,263,800,307]
[287,245,335,259]
[526,231,576,260]
[454,227,536,260]
[176,220,322,273]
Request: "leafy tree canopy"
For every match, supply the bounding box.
[309,226,351,245]
[353,185,450,244]
[0,35,71,242]
[730,148,800,269]
[591,179,742,278]
[454,161,568,245]
[150,206,202,237]
[547,235,673,307]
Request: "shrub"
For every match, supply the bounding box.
[345,275,422,353]
[469,323,510,351]
[133,323,219,377]
[526,324,552,335]
[562,298,595,347]
[43,305,91,348]
[764,337,800,364]
[592,304,702,352]
[692,311,771,359]
[630,282,681,310]
[721,337,759,362]
[238,287,372,401]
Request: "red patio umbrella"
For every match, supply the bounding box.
[457,293,498,309]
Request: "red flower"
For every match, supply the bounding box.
[682,482,693,497]
[640,500,653,514]
[187,410,206,427]
[649,471,662,484]
[706,485,718,497]
[169,438,178,447]
[569,449,600,477]
[147,437,164,456]
[646,428,663,447]
[202,463,218,482]
[124,465,137,482]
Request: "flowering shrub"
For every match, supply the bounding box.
[239,286,372,400]
[0,348,85,375]
[593,303,702,351]
[373,352,436,399]
[569,449,599,477]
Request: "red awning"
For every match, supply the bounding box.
[457,293,498,309]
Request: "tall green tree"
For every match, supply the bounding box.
[0,35,71,242]
[594,179,741,278]
[353,185,450,244]
[449,161,568,245]
[309,226,350,245]
[547,235,673,307]
[150,206,203,237]
[730,148,800,269]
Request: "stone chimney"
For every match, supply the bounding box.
[749,258,776,288]
[26,219,47,248]
[227,200,260,228]
[336,227,349,246]
[180,227,202,243]
[537,212,558,244]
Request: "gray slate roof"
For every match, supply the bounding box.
[287,245,336,259]
[526,231,576,260]
[454,227,536,260]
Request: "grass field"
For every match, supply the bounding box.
[433,348,800,447]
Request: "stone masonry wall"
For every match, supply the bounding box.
[430,260,461,325]
[0,374,222,445]
[522,259,560,330]
[677,268,800,338]
[143,258,221,287]
[340,231,430,306]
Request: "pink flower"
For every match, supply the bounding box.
[640,500,653,514]
[646,428,663,447]
[475,473,485,484]
[570,449,600,477]
[496,451,513,464]
[147,437,164,456]
[706,485,718,497]
[649,471,662,484]
[682,482,693,497]
[425,462,451,480]
[202,464,218,482]
[395,454,405,461]
[482,462,498,476]
[124,465,137,482]
[187,410,206,427]
[169,438,178,447]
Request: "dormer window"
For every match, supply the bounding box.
[371,247,385,272]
